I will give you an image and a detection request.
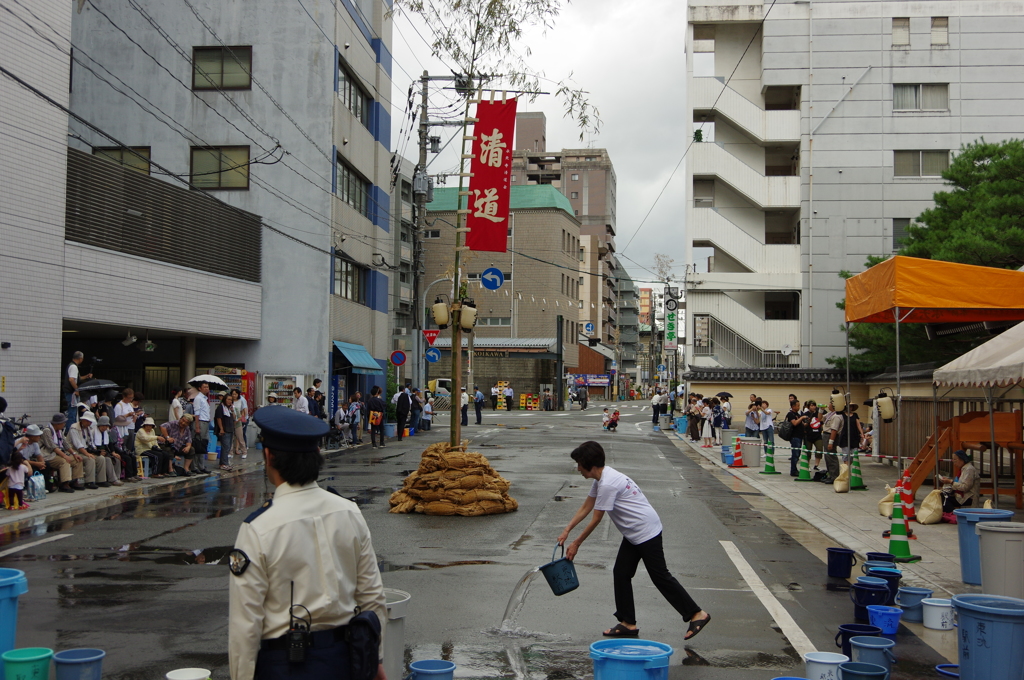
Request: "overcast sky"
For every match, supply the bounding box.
[388,0,695,288]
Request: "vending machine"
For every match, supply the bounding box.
[261,374,304,408]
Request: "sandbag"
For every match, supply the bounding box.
[918,489,943,524]
[878,484,895,517]
[833,463,850,493]
[390,442,517,516]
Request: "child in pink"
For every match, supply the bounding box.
[6,451,31,510]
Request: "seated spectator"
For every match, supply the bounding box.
[14,425,47,474]
[110,415,141,481]
[161,414,197,476]
[67,412,104,489]
[860,423,873,453]
[940,450,979,513]
[135,417,174,478]
[39,414,79,493]
[92,416,124,486]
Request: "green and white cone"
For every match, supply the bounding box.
[761,442,781,475]
[849,449,868,490]
[795,443,814,481]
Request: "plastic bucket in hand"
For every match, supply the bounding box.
[0,569,28,670]
[861,560,894,575]
[865,552,896,563]
[951,594,1024,680]
[827,547,857,578]
[590,639,673,680]
[2,648,53,680]
[922,598,954,630]
[850,583,890,621]
[53,648,106,680]
[850,636,896,674]
[408,660,456,680]
[866,605,902,640]
[954,508,1015,585]
[834,624,881,658]
[539,544,579,596]
[837,661,889,680]
[895,586,933,623]
[866,568,902,606]
[803,651,848,680]
[165,670,210,680]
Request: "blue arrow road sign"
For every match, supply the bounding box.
[584,322,595,334]
[425,347,441,363]
[657,364,666,372]
[480,267,504,291]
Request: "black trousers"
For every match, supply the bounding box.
[505,396,513,411]
[474,402,483,424]
[370,422,385,447]
[255,630,349,680]
[396,410,408,439]
[491,395,498,410]
[461,404,469,426]
[613,532,701,625]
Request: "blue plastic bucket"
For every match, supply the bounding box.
[951,594,1024,680]
[675,417,687,432]
[837,661,889,680]
[866,605,902,639]
[866,568,902,606]
[590,639,673,680]
[53,648,106,680]
[954,508,1015,585]
[0,569,28,675]
[834,624,881,658]
[827,547,857,579]
[857,577,887,588]
[865,552,896,563]
[850,583,890,621]
[408,660,456,680]
[724,453,734,466]
[860,560,894,575]
[538,544,579,596]
[720,445,730,461]
[2,648,53,680]
[849,636,896,674]
[895,586,933,623]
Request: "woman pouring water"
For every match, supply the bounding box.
[556,441,712,641]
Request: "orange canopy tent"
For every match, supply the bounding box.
[844,256,1024,499]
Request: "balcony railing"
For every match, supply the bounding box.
[692,315,798,369]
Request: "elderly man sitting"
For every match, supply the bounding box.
[161,413,197,476]
[67,411,111,489]
[40,413,84,492]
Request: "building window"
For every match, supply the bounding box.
[336,154,370,217]
[192,46,252,90]
[892,218,913,250]
[93,146,151,175]
[338,57,371,129]
[423,229,441,239]
[399,271,410,283]
[399,230,411,242]
[579,276,584,286]
[931,17,948,46]
[894,150,950,177]
[579,247,584,262]
[478,317,511,326]
[468,273,481,281]
[571,173,579,181]
[574,209,579,216]
[585,157,593,162]
[892,18,910,47]
[400,180,412,203]
[190,146,250,189]
[693,24,715,77]
[502,271,513,280]
[334,257,364,303]
[893,84,948,111]
[570,191,578,199]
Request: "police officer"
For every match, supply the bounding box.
[228,405,387,680]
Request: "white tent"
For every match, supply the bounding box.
[933,322,1024,387]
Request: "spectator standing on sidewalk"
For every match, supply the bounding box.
[114,388,137,453]
[784,401,808,477]
[396,388,412,438]
[367,387,386,448]
[821,405,845,483]
[460,387,469,426]
[411,388,424,431]
[474,386,485,424]
[421,398,433,430]
[231,389,249,459]
[491,384,500,411]
[759,400,775,449]
[504,384,514,411]
[62,351,92,430]
[721,396,732,430]
[292,387,309,415]
[804,402,824,471]
[347,394,363,446]
[168,387,185,424]
[744,400,761,438]
[193,382,211,449]
[215,394,235,471]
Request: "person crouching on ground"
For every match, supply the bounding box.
[557,441,711,641]
[607,410,620,432]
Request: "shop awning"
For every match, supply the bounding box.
[332,341,383,375]
[845,256,1024,324]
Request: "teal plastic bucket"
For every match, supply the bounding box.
[54,648,106,680]
[2,648,53,680]
[866,605,902,640]
[0,569,28,675]
[834,624,881,658]
[860,560,893,575]
[837,661,889,680]
[856,577,887,588]
[539,544,579,596]
[724,453,734,465]
[951,594,1024,680]
[590,640,673,680]
[895,586,933,623]
[408,660,456,680]
[849,636,896,674]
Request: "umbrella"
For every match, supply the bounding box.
[716,391,733,398]
[77,379,121,395]
[188,374,230,392]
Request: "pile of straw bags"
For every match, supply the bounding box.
[389,442,518,516]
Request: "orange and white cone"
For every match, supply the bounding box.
[730,438,747,468]
[901,471,917,522]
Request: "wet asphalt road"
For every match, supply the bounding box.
[0,403,950,679]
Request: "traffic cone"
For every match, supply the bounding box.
[901,471,917,522]
[849,449,868,490]
[760,441,782,475]
[794,443,814,481]
[729,437,747,468]
[886,483,921,562]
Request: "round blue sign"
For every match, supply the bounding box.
[584,322,595,334]
[425,348,441,363]
[390,350,407,366]
[657,364,666,372]
[480,267,505,291]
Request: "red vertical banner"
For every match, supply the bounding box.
[465,97,517,253]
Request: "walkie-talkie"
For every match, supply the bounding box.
[287,581,312,663]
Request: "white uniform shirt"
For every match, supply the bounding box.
[589,466,663,545]
[229,482,387,680]
[294,395,309,414]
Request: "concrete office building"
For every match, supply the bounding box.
[685,0,1024,369]
[423,185,579,396]
[65,0,394,406]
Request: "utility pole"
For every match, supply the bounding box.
[413,72,430,392]
[613,273,621,402]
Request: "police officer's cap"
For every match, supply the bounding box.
[253,405,329,453]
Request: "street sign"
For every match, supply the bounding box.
[425,347,441,363]
[584,322,595,335]
[657,364,666,372]
[422,329,440,346]
[390,350,407,366]
[480,267,504,290]
[611,360,617,368]
[665,309,679,350]
[665,298,678,311]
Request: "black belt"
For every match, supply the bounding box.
[260,626,347,651]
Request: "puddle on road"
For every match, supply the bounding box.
[378,560,497,572]
[680,646,801,670]
[408,643,590,680]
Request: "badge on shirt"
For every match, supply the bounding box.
[228,549,250,576]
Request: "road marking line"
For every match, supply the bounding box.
[0,533,73,558]
[719,540,816,657]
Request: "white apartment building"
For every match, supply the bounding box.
[685,0,1024,369]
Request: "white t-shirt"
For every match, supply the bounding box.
[114,400,136,431]
[588,466,663,545]
[294,395,309,414]
[760,408,774,430]
[67,362,79,384]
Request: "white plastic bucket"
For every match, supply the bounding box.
[166,669,210,680]
[922,598,954,630]
[383,589,411,680]
[803,651,848,680]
